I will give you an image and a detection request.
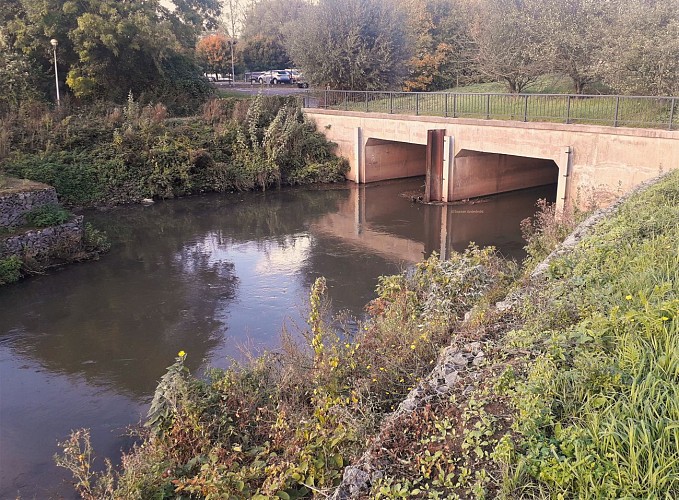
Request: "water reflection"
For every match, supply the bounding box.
[0,178,554,498]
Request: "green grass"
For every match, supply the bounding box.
[323,75,675,129]
[215,88,251,99]
[501,170,679,498]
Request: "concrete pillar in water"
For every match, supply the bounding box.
[425,129,446,202]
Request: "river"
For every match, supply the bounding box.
[0,178,555,498]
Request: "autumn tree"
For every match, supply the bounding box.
[197,34,232,78]
[402,0,475,91]
[285,0,409,90]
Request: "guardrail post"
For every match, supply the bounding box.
[324,89,328,109]
[388,92,392,114]
[416,93,420,116]
[365,92,369,112]
[523,95,529,122]
[453,94,457,118]
[344,91,348,111]
[669,97,675,130]
[486,94,490,119]
[566,95,571,124]
[444,93,448,118]
[614,96,620,127]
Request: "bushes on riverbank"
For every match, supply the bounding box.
[56,247,512,498]
[0,95,348,207]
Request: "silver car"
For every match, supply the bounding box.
[259,70,293,84]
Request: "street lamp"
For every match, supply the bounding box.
[50,38,60,105]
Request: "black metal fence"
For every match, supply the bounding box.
[300,90,677,130]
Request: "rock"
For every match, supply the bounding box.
[331,466,371,500]
[467,342,482,354]
[450,352,469,368]
[472,351,485,366]
[444,370,458,387]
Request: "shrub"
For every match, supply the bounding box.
[83,223,111,253]
[24,204,72,227]
[0,255,22,285]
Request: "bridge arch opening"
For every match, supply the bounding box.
[363,138,426,183]
[449,149,559,202]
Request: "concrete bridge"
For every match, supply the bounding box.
[305,109,679,211]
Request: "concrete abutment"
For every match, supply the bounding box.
[306,109,679,211]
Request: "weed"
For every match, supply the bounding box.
[0,255,22,285]
[24,204,72,227]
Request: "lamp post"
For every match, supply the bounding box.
[50,38,60,105]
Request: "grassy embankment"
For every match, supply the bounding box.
[0,94,347,208]
[55,170,679,497]
[368,171,679,498]
[327,76,674,129]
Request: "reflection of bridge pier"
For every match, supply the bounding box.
[313,180,558,263]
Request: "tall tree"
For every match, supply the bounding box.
[285,0,409,90]
[402,0,475,91]
[2,0,220,107]
[599,0,679,96]
[239,35,290,71]
[529,0,610,94]
[468,0,544,93]
[238,0,305,71]
[241,0,306,45]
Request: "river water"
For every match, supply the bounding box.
[0,178,555,498]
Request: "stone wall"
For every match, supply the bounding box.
[0,186,58,228]
[1,216,84,262]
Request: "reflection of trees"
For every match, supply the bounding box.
[0,186,350,399]
[0,241,237,398]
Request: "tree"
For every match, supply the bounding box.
[239,35,291,71]
[0,34,40,114]
[528,0,610,94]
[285,0,409,90]
[599,0,679,96]
[238,0,306,71]
[468,0,544,93]
[196,34,232,77]
[241,0,306,45]
[2,0,219,109]
[160,0,222,49]
[402,0,475,91]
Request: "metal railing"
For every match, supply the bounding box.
[299,90,677,130]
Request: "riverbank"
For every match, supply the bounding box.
[0,95,347,208]
[55,171,679,497]
[0,176,109,285]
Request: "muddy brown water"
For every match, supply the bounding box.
[0,178,555,498]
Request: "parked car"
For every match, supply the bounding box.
[259,69,293,85]
[245,71,266,83]
[287,69,309,88]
